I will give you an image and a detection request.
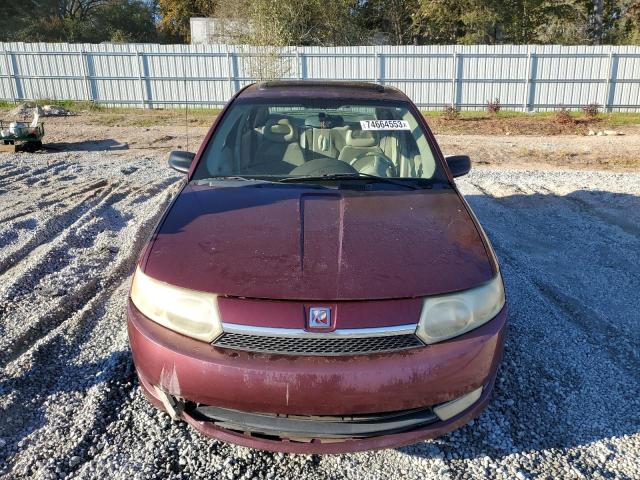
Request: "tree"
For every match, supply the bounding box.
[0,0,40,41]
[502,0,579,43]
[457,1,503,43]
[215,0,364,46]
[412,0,614,45]
[356,0,420,45]
[1,0,157,43]
[413,0,502,44]
[97,0,158,42]
[593,0,605,42]
[57,0,111,20]
[533,1,591,44]
[157,0,218,42]
[505,0,591,44]
[618,0,640,42]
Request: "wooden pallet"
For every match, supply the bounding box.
[0,143,17,153]
[0,142,44,153]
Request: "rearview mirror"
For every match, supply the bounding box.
[445,155,471,178]
[169,151,195,173]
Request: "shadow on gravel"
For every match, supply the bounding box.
[399,189,640,463]
[45,139,129,152]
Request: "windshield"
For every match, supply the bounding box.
[193,99,445,184]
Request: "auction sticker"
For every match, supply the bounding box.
[360,120,411,130]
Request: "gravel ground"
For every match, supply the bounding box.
[0,151,639,480]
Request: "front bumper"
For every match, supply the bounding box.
[128,300,507,453]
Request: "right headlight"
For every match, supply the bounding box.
[415,274,505,344]
[130,267,223,342]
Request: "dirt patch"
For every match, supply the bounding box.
[82,108,217,128]
[426,114,640,136]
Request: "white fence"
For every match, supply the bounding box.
[1,43,640,111]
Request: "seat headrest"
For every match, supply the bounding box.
[346,129,377,148]
[263,118,297,143]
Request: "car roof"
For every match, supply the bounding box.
[237,81,411,103]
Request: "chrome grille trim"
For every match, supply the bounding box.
[220,322,418,338]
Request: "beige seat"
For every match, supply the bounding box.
[244,118,305,174]
[301,127,339,159]
[331,126,350,155]
[338,130,383,165]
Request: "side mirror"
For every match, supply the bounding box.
[446,155,471,178]
[169,151,195,173]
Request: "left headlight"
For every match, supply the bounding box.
[130,267,223,342]
[415,274,505,345]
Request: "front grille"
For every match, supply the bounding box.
[213,332,423,355]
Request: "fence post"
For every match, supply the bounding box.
[296,50,302,79]
[603,48,615,113]
[228,51,238,93]
[372,52,378,83]
[3,50,17,103]
[377,52,384,84]
[81,51,94,103]
[136,51,147,109]
[523,47,532,112]
[226,50,234,94]
[451,49,458,108]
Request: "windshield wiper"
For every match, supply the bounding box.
[193,176,328,189]
[196,176,258,182]
[278,173,423,190]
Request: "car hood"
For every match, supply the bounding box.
[143,183,493,300]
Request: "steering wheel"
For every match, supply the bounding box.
[350,152,396,177]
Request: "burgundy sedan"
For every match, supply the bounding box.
[128,81,507,454]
